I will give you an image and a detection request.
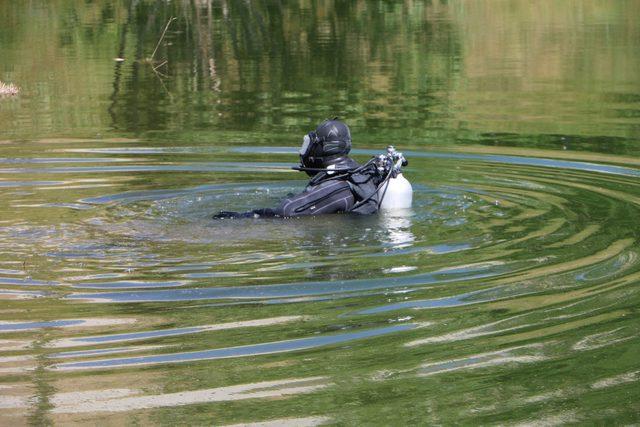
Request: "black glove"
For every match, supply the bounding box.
[212,209,279,219]
[212,211,245,219]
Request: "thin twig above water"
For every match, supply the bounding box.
[150,17,176,61]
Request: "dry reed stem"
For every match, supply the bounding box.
[150,17,176,61]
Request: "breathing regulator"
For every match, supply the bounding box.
[374,146,408,177]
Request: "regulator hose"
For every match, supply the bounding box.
[347,167,394,212]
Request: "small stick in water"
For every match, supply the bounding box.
[150,17,176,61]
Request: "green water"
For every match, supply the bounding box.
[1,0,640,425]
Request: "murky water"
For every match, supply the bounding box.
[1,1,640,425]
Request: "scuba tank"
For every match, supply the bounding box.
[378,173,412,210]
[376,146,412,210]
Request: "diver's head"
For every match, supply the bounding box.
[299,118,352,174]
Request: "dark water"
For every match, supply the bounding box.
[1,1,640,425]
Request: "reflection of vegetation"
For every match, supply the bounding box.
[105,0,461,135]
[448,0,640,141]
[0,0,639,152]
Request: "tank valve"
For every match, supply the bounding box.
[377,146,412,210]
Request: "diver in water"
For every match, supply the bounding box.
[213,118,389,218]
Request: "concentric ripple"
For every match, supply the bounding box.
[1,139,640,424]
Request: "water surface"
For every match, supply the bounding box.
[1,1,640,425]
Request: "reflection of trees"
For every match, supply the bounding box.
[2,0,638,147]
[106,0,461,133]
[448,0,640,141]
[108,0,640,143]
[0,1,130,136]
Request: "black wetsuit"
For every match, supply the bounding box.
[214,158,383,219]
